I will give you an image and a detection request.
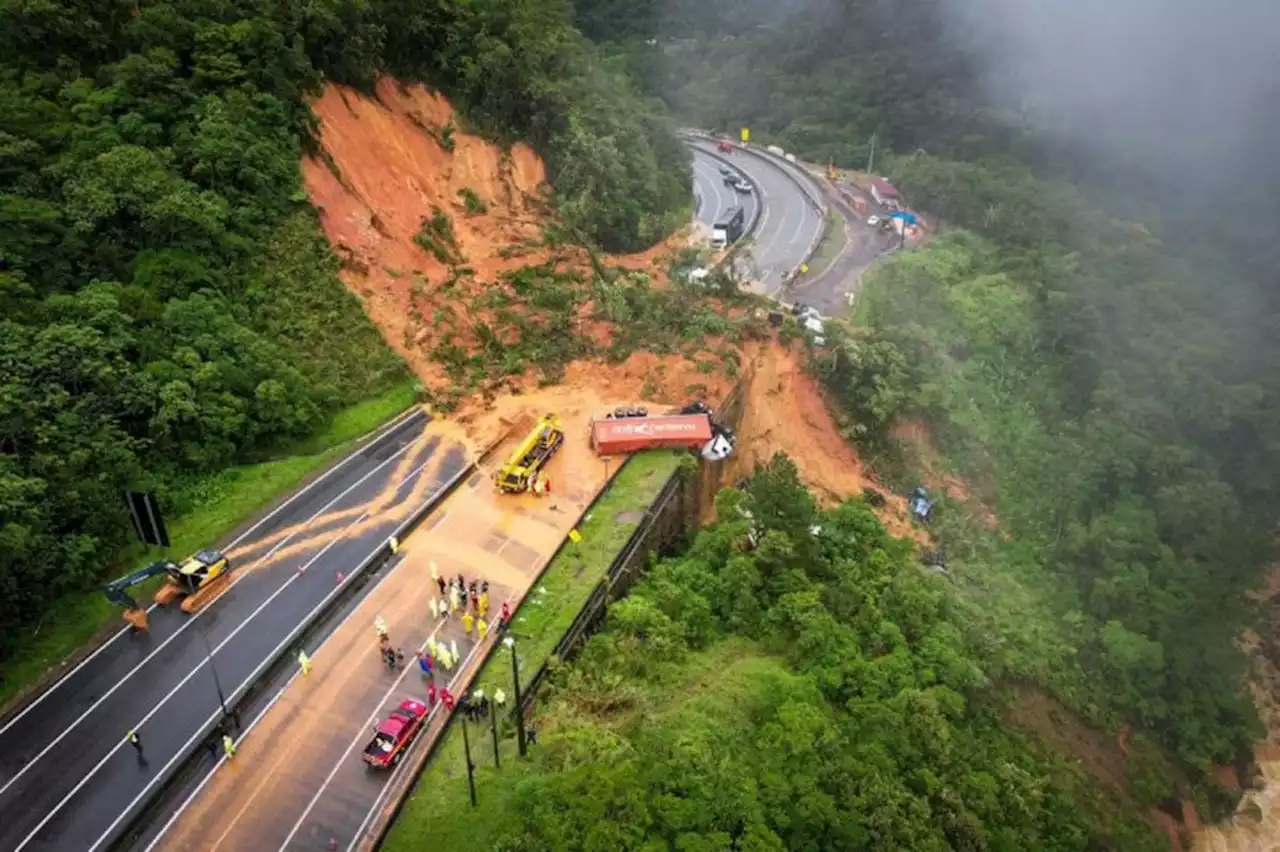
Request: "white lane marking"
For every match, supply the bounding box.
[29,457,442,852]
[343,637,486,852]
[138,558,412,852]
[0,407,426,738]
[0,431,430,798]
[277,619,485,851]
[692,157,728,225]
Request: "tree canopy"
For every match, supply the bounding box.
[0,0,690,660]
[389,456,1166,851]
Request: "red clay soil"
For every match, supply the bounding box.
[302,79,694,390]
[302,79,556,384]
[301,79,910,537]
[723,342,917,538]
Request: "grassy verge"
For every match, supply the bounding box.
[383,449,683,851]
[806,207,848,279]
[0,380,419,710]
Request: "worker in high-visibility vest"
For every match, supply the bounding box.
[298,650,311,675]
[222,734,237,760]
[462,611,475,636]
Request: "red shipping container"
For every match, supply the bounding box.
[591,414,713,455]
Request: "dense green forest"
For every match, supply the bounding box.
[391,458,1167,850]
[0,0,688,662]
[575,0,1280,820]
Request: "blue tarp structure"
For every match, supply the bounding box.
[889,210,919,226]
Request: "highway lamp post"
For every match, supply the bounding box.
[196,621,231,721]
[504,635,527,757]
[489,699,501,768]
[459,705,478,808]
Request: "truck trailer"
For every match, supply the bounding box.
[591,414,714,455]
[711,205,746,250]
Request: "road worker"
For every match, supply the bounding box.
[493,688,507,707]
[429,598,440,620]
[450,639,459,663]
[127,729,145,764]
[477,618,488,640]
[374,615,389,642]
[462,611,474,636]
[222,734,237,760]
[478,591,489,619]
[298,650,311,675]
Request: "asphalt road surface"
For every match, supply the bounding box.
[797,181,898,315]
[691,149,760,238]
[0,407,469,852]
[688,140,823,296]
[142,411,621,852]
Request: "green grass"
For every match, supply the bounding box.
[0,380,419,710]
[383,450,682,851]
[806,207,848,279]
[385,638,769,851]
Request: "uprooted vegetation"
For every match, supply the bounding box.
[417,257,762,412]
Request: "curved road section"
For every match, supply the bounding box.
[0,408,468,851]
[687,139,823,297]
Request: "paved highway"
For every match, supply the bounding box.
[691,148,760,238]
[0,407,469,851]
[141,410,620,852]
[688,139,823,296]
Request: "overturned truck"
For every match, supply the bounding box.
[591,403,735,460]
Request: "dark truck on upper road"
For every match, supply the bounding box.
[363,698,429,768]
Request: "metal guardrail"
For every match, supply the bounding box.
[110,445,479,851]
[683,131,831,304]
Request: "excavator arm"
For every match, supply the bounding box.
[104,561,172,630]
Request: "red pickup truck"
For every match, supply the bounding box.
[363,698,429,768]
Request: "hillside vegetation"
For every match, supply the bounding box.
[579,0,1280,823]
[0,0,689,662]
[388,457,1166,851]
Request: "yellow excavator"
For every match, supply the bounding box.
[494,414,565,494]
[104,549,234,631]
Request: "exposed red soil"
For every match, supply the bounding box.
[722,342,917,539]
[302,78,912,539]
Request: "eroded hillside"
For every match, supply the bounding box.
[302,78,912,529]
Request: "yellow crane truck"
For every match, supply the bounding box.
[494,414,564,494]
[104,549,234,631]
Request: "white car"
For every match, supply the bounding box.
[866,215,881,227]
[732,179,753,194]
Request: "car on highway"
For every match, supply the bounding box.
[717,140,734,153]
[718,164,734,177]
[732,179,753,194]
[363,698,429,768]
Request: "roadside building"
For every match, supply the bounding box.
[870,177,902,211]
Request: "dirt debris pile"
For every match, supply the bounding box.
[300,79,910,537]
